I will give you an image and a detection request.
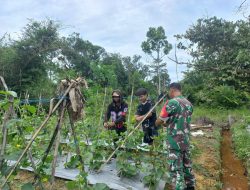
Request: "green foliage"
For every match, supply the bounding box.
[179,16,250,108]
[141,26,172,55]
[231,119,250,182]
[122,55,153,93]
[206,86,248,109]
[66,171,89,190]
[2,19,61,96]
[141,26,172,94]
[64,155,81,169]
[232,123,250,160]
[191,85,249,109]
[2,15,250,189]
[116,151,138,177]
[90,61,118,88]
[21,183,35,190]
[92,183,110,190]
[0,19,157,97]
[0,91,17,97]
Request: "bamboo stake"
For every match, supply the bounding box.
[0,96,13,169]
[50,100,67,187]
[0,77,13,170]
[97,94,166,173]
[0,76,44,189]
[27,149,45,190]
[16,124,44,189]
[68,110,85,171]
[37,93,43,115]
[98,87,107,127]
[127,85,134,125]
[1,81,75,188]
[33,101,67,183]
[22,94,45,190]
[0,76,8,91]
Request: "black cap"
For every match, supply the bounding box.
[135,88,148,96]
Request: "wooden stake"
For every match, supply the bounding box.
[34,100,67,183]
[127,85,134,125]
[68,110,85,172]
[98,87,107,127]
[0,77,13,170]
[1,82,75,188]
[50,100,67,187]
[0,76,8,91]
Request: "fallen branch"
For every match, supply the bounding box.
[190,125,213,131]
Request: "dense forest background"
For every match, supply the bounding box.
[0,16,250,109]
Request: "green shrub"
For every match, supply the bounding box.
[192,86,249,109]
[232,123,250,160]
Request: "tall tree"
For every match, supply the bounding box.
[61,32,106,78]
[141,26,172,94]
[177,17,250,91]
[101,53,128,90]
[0,19,62,96]
[122,55,150,92]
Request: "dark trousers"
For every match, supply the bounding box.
[143,127,158,144]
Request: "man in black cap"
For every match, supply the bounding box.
[135,88,157,145]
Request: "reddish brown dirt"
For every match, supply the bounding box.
[192,131,221,190]
[9,170,68,190]
[221,130,249,190]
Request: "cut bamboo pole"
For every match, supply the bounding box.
[127,85,134,125]
[1,82,75,188]
[0,77,14,170]
[68,110,85,172]
[50,100,67,187]
[98,87,107,127]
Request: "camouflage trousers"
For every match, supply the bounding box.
[167,149,195,190]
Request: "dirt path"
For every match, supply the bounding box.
[192,127,222,190]
[221,130,248,190]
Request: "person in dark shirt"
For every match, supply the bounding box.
[104,90,128,136]
[135,88,157,145]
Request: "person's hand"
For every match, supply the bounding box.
[109,122,115,127]
[140,115,145,121]
[135,115,144,121]
[161,122,167,132]
[104,122,109,128]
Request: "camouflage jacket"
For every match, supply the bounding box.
[159,96,193,151]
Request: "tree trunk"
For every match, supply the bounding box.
[157,50,161,95]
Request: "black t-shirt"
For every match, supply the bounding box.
[136,99,156,130]
[104,102,128,131]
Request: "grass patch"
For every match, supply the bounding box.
[193,107,250,185]
[232,123,250,160]
[231,121,250,182]
[192,107,250,124]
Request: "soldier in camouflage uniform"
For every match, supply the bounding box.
[155,83,195,190]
